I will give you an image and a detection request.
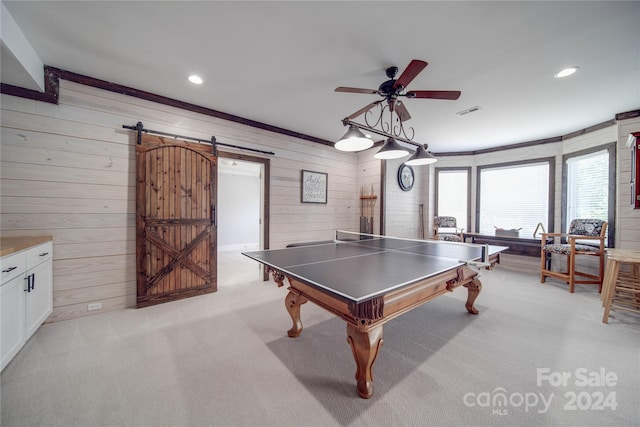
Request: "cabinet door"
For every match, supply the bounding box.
[24,259,53,340]
[1,274,26,370]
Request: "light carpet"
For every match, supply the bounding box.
[1,263,638,426]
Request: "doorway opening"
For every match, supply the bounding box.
[217,152,270,288]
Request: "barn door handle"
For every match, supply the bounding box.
[212,205,216,226]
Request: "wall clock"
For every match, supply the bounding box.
[397,163,414,191]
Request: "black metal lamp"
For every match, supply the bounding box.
[374,138,410,160]
[335,124,374,151]
[405,144,437,165]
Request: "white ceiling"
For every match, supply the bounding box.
[2,1,639,153]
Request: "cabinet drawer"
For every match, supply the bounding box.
[26,242,53,270]
[1,252,25,284]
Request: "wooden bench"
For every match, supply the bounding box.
[464,233,550,257]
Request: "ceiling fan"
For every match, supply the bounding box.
[335,59,461,122]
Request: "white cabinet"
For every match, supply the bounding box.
[24,243,53,340]
[1,239,52,371]
[1,274,26,369]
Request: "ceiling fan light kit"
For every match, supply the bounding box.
[335,59,462,165]
[335,124,374,151]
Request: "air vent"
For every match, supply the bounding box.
[457,106,481,116]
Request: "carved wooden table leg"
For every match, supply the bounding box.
[463,277,482,315]
[285,290,308,337]
[346,323,384,399]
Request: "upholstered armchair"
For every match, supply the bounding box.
[433,216,464,242]
[540,219,608,293]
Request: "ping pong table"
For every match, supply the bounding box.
[243,231,507,399]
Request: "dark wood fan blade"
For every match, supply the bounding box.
[393,60,428,89]
[335,86,379,94]
[406,90,461,100]
[396,101,411,122]
[347,100,382,119]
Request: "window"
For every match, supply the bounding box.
[477,158,554,237]
[435,168,470,231]
[562,144,615,246]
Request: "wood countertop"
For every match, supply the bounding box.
[1,236,53,257]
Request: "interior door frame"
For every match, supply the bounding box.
[217,151,270,280]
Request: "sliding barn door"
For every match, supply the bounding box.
[136,134,217,308]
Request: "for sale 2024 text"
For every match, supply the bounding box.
[537,367,618,411]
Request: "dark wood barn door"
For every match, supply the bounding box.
[136,134,217,308]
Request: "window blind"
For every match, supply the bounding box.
[565,149,609,232]
[479,162,550,237]
[437,169,469,231]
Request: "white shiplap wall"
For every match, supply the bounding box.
[423,125,630,274]
[356,148,383,235]
[1,79,636,321]
[0,80,361,322]
[383,157,428,239]
[617,116,640,250]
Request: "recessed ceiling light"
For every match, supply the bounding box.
[554,66,580,78]
[188,74,203,84]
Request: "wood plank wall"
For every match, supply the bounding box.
[426,126,625,238]
[1,79,637,322]
[383,157,426,239]
[421,125,639,272]
[356,149,382,235]
[0,80,360,322]
[617,116,640,250]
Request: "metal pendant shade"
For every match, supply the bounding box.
[335,124,374,151]
[405,144,437,165]
[374,138,410,159]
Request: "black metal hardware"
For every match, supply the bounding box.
[122,122,275,155]
[136,121,143,145]
[341,118,422,149]
[39,252,49,257]
[212,205,216,227]
[2,266,18,273]
[24,273,35,292]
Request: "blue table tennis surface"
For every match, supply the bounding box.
[243,234,506,303]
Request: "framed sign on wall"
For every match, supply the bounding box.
[301,170,328,204]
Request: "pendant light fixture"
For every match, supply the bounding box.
[405,144,437,165]
[335,124,373,151]
[374,138,410,160]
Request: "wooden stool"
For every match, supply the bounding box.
[601,249,640,324]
